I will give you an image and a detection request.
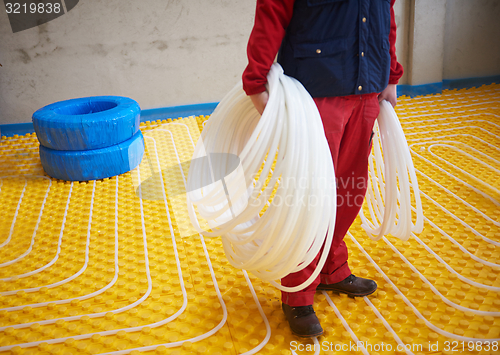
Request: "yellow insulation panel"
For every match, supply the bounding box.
[0,84,499,355]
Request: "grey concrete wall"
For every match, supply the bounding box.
[1,0,499,125]
[393,0,411,85]
[0,0,255,124]
[403,0,500,86]
[443,0,500,80]
[406,0,447,85]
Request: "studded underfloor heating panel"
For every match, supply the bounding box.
[0,84,499,355]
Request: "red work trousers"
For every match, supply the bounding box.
[281,93,380,307]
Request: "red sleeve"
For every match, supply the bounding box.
[242,0,296,96]
[388,0,404,84]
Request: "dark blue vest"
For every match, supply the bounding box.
[277,0,392,97]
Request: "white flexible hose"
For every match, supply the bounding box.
[359,100,424,241]
[187,64,337,292]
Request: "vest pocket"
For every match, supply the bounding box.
[293,38,346,58]
[292,38,347,96]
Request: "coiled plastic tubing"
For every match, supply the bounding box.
[187,64,337,292]
[186,63,424,291]
[359,100,424,241]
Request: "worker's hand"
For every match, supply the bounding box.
[378,84,397,107]
[249,91,269,115]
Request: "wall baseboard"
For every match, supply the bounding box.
[0,103,219,138]
[1,75,498,137]
[397,74,500,98]
[397,82,443,97]
[0,122,36,138]
[442,74,500,91]
[139,102,219,122]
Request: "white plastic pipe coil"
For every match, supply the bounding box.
[187,64,337,292]
[187,63,424,291]
[359,100,424,240]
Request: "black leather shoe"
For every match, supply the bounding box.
[282,303,324,338]
[317,274,377,297]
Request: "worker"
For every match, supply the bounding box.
[242,0,403,337]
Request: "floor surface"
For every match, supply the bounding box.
[0,85,499,354]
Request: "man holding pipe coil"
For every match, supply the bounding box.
[243,0,403,337]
